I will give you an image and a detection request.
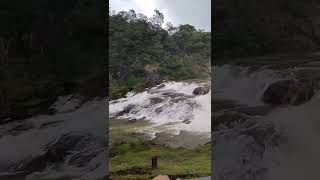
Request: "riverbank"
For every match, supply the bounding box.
[109,118,211,180]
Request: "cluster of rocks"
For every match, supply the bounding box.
[4,132,107,179]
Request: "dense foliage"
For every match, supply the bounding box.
[109,9,211,99]
[214,0,320,60]
[0,0,106,120]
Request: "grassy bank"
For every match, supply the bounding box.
[109,119,211,180]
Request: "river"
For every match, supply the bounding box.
[0,96,108,180]
[212,62,320,180]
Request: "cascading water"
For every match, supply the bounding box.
[0,97,108,180]
[213,65,291,106]
[212,64,320,180]
[109,80,211,135]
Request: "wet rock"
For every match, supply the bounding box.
[171,97,189,103]
[157,84,165,89]
[14,133,105,173]
[115,104,135,116]
[192,87,210,95]
[212,99,242,112]
[237,119,287,148]
[40,120,64,129]
[212,118,285,180]
[186,101,200,109]
[51,95,83,113]
[155,107,163,114]
[213,112,248,130]
[15,133,84,172]
[68,148,103,168]
[147,89,158,94]
[163,92,194,98]
[262,79,314,105]
[109,100,119,104]
[8,122,34,135]
[150,97,164,105]
[182,119,191,124]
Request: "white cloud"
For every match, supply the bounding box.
[109,0,211,31]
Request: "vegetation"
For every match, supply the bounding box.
[214,0,320,60]
[109,119,211,180]
[109,9,211,99]
[0,0,106,121]
[109,142,211,180]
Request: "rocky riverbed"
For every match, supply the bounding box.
[212,60,320,180]
[0,96,108,180]
[109,80,212,179]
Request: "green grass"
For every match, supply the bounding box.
[109,143,211,179]
[109,119,211,180]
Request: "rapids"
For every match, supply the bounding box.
[0,96,108,180]
[109,80,211,135]
[212,64,320,180]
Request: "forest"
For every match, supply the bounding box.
[214,0,320,60]
[109,9,211,99]
[0,0,106,121]
[0,0,211,121]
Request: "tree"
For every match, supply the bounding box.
[149,9,164,29]
[165,22,177,35]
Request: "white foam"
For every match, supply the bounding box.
[212,64,320,180]
[263,91,320,180]
[109,81,211,134]
[213,65,285,106]
[0,97,107,178]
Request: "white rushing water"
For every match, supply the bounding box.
[263,91,320,180]
[213,65,290,106]
[109,81,211,135]
[212,64,320,180]
[0,97,107,180]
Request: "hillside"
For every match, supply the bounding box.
[109,9,211,99]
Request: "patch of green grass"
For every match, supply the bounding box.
[109,119,211,179]
[110,143,211,179]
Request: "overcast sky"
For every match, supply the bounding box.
[109,0,211,32]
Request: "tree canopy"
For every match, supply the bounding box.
[109,9,211,98]
[0,0,106,120]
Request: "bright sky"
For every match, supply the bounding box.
[109,0,211,31]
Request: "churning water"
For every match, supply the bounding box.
[0,96,108,180]
[212,64,320,180]
[109,80,211,135]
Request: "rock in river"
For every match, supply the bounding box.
[192,86,210,95]
[262,79,314,105]
[115,104,135,116]
[150,97,164,105]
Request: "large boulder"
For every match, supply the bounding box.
[262,79,314,105]
[192,87,210,95]
[157,83,165,89]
